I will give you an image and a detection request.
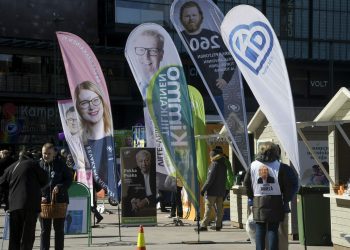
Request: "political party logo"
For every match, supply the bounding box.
[229,21,273,75]
[5,122,18,135]
[228,103,240,112]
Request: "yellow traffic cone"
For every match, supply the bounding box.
[137,225,146,250]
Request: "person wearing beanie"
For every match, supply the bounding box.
[195,147,227,231]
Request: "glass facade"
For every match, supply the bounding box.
[115,0,172,26]
[312,0,350,60]
[111,0,350,106]
[1,0,350,148]
[217,0,350,60]
[0,54,67,95]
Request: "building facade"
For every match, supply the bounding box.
[1,0,350,150]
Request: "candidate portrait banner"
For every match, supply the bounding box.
[221,5,300,174]
[125,24,176,191]
[125,23,199,208]
[188,85,207,185]
[171,0,251,170]
[57,99,85,169]
[58,99,94,205]
[57,32,119,198]
[120,147,157,226]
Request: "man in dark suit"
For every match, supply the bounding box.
[0,150,48,250]
[123,149,156,217]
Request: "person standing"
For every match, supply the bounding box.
[91,179,104,224]
[0,150,48,250]
[169,177,183,218]
[243,142,297,250]
[196,147,227,231]
[39,143,72,250]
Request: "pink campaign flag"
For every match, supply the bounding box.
[57,32,119,199]
[57,99,94,205]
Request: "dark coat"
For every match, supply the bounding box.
[0,155,15,177]
[123,167,156,217]
[201,155,227,197]
[244,162,298,223]
[0,159,48,212]
[39,157,72,204]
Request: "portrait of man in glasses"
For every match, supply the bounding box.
[62,105,86,169]
[133,29,164,99]
[65,106,79,136]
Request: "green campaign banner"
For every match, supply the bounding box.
[147,64,199,209]
[188,85,207,185]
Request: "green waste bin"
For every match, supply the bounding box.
[297,186,332,246]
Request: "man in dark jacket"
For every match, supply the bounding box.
[39,143,72,250]
[196,147,227,231]
[0,150,48,250]
[243,142,298,250]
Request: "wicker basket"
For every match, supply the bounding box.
[40,192,67,219]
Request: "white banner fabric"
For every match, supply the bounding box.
[221,5,300,175]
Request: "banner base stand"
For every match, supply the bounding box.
[182,241,215,244]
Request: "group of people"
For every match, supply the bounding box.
[195,142,298,250]
[0,143,73,250]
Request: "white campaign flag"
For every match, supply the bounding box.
[221,5,300,175]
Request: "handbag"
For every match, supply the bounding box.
[246,213,256,245]
[40,191,67,219]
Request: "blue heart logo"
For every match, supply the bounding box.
[229,21,273,75]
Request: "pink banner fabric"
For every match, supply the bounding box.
[57,32,119,198]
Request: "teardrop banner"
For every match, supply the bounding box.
[221,5,300,174]
[125,23,199,209]
[57,32,120,198]
[125,24,176,192]
[57,99,94,206]
[188,85,208,185]
[170,0,251,170]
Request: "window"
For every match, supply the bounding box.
[0,54,12,74]
[115,0,171,26]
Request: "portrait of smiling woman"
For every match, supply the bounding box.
[74,80,112,142]
[74,80,116,198]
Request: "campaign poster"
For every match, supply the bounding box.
[120,147,157,226]
[298,140,329,186]
[64,197,88,234]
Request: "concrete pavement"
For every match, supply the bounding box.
[0,204,333,250]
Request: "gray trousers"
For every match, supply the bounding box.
[201,195,224,228]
